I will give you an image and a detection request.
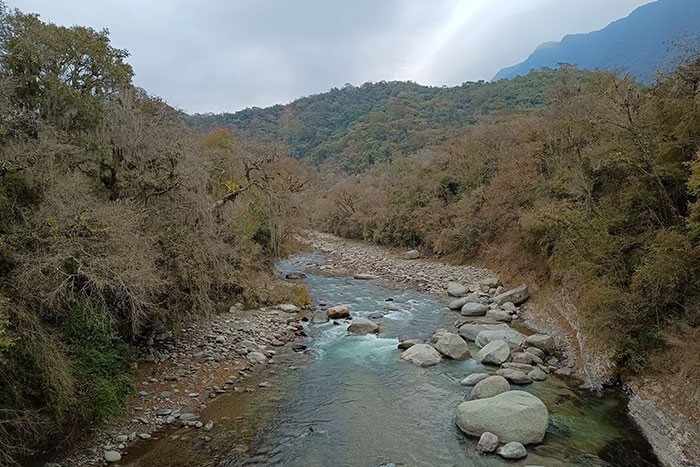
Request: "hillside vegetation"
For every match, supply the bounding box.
[0,7,311,464]
[314,61,700,388]
[189,70,560,172]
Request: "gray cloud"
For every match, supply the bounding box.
[8,0,654,113]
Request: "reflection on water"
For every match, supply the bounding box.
[221,253,658,466]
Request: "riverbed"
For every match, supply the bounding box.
[123,250,658,466]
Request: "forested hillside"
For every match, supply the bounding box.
[0,6,311,464]
[189,70,562,171]
[494,0,700,83]
[314,60,700,402]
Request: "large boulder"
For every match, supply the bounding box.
[460,373,490,386]
[458,323,509,341]
[347,319,380,335]
[475,329,526,348]
[326,305,351,319]
[447,282,470,297]
[448,293,481,310]
[461,303,489,316]
[455,390,549,444]
[434,332,470,360]
[470,375,510,399]
[492,284,529,306]
[476,340,510,365]
[496,368,532,385]
[525,334,556,353]
[397,338,422,350]
[400,343,442,367]
[478,277,502,293]
[528,368,548,381]
[501,362,535,373]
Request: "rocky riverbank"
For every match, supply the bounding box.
[53,305,307,466]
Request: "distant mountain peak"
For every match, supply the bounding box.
[493,0,700,83]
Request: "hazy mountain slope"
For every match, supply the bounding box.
[494,0,700,82]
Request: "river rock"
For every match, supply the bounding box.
[497,442,528,460]
[461,303,489,316]
[326,305,350,319]
[448,294,481,310]
[496,368,532,385]
[403,249,420,260]
[477,432,499,454]
[458,323,509,341]
[460,373,490,386]
[347,318,380,335]
[104,451,121,463]
[524,346,545,359]
[476,340,510,365]
[501,362,535,373]
[478,277,502,293]
[492,284,529,306]
[485,308,511,322]
[511,351,543,365]
[397,338,422,350]
[276,303,301,313]
[455,390,549,444]
[247,351,268,364]
[475,329,526,348]
[400,343,442,367]
[434,332,470,360]
[470,375,510,399]
[354,273,379,280]
[285,272,307,279]
[447,282,470,297]
[525,334,556,353]
[528,368,548,381]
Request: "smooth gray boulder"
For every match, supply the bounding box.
[525,334,556,353]
[455,390,549,444]
[104,451,121,463]
[460,372,490,386]
[470,375,511,399]
[447,282,470,297]
[524,346,545,359]
[400,343,442,367]
[448,293,481,310]
[477,432,499,454]
[475,329,526,348]
[476,340,510,365]
[458,323,509,341]
[528,368,548,381]
[497,442,527,459]
[485,308,512,322]
[478,277,502,293]
[347,318,380,335]
[496,368,532,385]
[461,303,489,316]
[492,284,529,306]
[434,332,470,360]
[511,351,542,365]
[397,338,422,350]
[326,305,351,319]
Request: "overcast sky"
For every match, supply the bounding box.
[8,0,654,113]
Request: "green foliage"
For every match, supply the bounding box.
[61,307,133,422]
[189,69,574,171]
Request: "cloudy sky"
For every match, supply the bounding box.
[8,0,654,113]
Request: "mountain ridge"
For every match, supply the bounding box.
[493,0,700,82]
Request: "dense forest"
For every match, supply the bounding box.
[0,6,311,464]
[189,70,559,171]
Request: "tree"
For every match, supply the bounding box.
[0,10,133,132]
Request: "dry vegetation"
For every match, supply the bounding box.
[315,63,700,386]
[0,6,311,465]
